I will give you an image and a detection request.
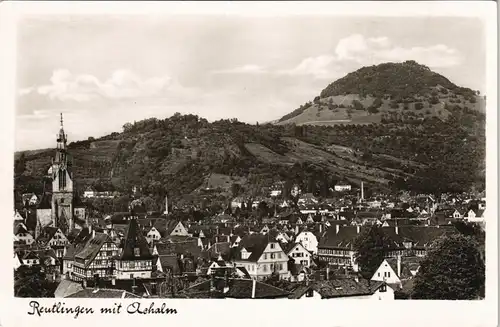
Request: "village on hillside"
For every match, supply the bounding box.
[13,115,486,300]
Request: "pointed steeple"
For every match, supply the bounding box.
[56,113,67,150]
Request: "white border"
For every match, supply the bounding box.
[0,2,497,327]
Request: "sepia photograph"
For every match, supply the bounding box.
[7,1,496,309]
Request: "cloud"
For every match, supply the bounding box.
[278,55,339,79]
[377,44,463,68]
[280,34,463,79]
[21,69,177,102]
[334,34,463,67]
[210,64,267,75]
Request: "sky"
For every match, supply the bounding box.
[16,15,486,151]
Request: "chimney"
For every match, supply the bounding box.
[223,271,230,293]
[210,273,216,293]
[151,282,157,296]
[336,224,340,234]
[397,255,401,277]
[251,279,256,298]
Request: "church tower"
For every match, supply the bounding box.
[51,113,74,234]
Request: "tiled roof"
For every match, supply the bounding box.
[155,239,201,257]
[119,219,153,260]
[158,255,181,275]
[397,226,458,248]
[289,279,379,299]
[54,280,84,298]
[65,288,141,298]
[207,242,231,259]
[319,226,367,248]
[182,278,289,299]
[75,233,111,266]
[237,234,272,262]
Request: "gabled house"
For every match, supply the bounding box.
[260,225,270,235]
[37,227,69,257]
[465,209,485,223]
[19,250,40,266]
[231,197,245,209]
[233,234,289,280]
[289,279,394,300]
[14,222,34,246]
[145,226,162,244]
[22,193,39,206]
[371,256,421,290]
[452,209,464,219]
[286,242,312,267]
[115,218,154,280]
[167,221,190,237]
[297,193,318,205]
[295,231,318,254]
[13,210,24,221]
[275,232,291,244]
[70,231,120,282]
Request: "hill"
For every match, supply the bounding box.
[276,60,485,126]
[15,105,485,213]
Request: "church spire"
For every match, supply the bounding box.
[56,113,67,150]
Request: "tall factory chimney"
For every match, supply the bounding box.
[164,194,169,215]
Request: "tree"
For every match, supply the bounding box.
[411,234,485,300]
[122,122,133,133]
[352,100,365,111]
[14,265,57,297]
[231,183,241,198]
[14,153,26,176]
[353,226,393,279]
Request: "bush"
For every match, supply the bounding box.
[430,96,439,105]
[352,100,365,111]
[415,102,424,110]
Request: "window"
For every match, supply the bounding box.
[306,289,314,297]
[270,253,275,259]
[264,254,267,260]
[380,285,387,292]
[263,264,267,272]
[270,243,275,249]
[278,253,281,259]
[378,272,380,277]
